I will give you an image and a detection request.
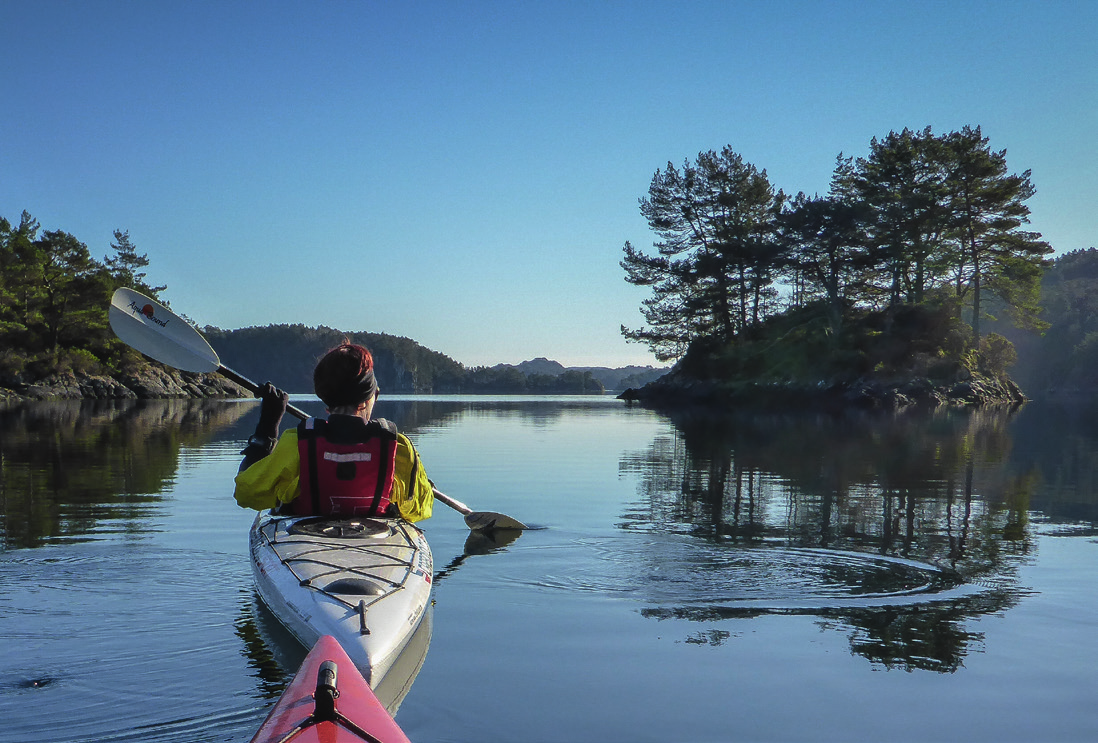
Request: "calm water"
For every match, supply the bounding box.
[2,395,1098,742]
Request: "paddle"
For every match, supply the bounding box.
[108,287,532,531]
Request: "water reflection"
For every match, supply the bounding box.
[433,527,524,585]
[233,588,296,700]
[234,590,433,714]
[1007,399,1098,524]
[623,406,1035,672]
[376,395,622,432]
[0,399,252,549]
[624,406,1035,566]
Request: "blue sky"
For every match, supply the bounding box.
[3,1,1095,368]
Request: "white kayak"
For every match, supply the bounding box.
[249,512,433,686]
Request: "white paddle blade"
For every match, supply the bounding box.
[109,288,220,374]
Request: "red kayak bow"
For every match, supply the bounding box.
[250,635,412,743]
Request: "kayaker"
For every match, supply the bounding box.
[233,342,433,521]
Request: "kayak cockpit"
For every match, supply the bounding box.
[289,517,393,539]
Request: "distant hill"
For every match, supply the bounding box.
[204,325,467,394]
[203,328,664,395]
[494,357,669,391]
[503,358,567,376]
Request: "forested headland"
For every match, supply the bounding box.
[0,215,644,398]
[618,126,1083,409]
[0,214,245,399]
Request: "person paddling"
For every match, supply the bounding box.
[233,342,433,521]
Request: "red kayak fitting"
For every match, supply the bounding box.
[250,635,412,743]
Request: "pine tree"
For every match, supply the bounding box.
[106,229,166,296]
[621,147,783,360]
[0,211,42,346]
[782,155,875,337]
[34,230,105,352]
[942,126,1052,341]
[853,128,953,306]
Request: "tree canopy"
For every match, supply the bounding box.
[621,147,785,360]
[622,127,1053,374]
[0,211,163,381]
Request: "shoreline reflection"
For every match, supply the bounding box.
[0,399,251,549]
[622,406,1034,672]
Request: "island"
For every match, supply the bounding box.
[615,127,1090,411]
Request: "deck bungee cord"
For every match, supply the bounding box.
[255,516,426,636]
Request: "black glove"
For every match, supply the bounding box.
[254,382,288,440]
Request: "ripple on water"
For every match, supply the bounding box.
[0,544,267,743]
[503,533,971,613]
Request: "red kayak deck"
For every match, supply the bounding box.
[250,635,412,743]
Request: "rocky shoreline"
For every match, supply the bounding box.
[619,367,1027,412]
[5,363,1027,411]
[0,366,250,401]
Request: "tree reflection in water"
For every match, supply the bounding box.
[622,405,1034,672]
[0,399,252,549]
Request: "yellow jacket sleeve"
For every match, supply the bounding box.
[233,429,301,511]
[391,433,434,522]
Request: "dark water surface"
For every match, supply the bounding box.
[2,396,1098,742]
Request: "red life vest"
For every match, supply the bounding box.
[292,416,399,517]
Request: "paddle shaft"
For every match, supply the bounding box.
[218,364,310,420]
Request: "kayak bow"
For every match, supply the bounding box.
[250,634,411,743]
